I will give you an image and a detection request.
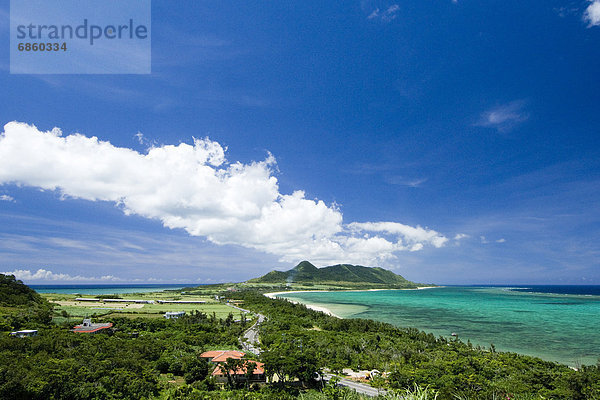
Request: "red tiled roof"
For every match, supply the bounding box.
[200,350,228,358]
[72,322,113,333]
[212,361,265,376]
[200,350,245,362]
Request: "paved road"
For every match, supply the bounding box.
[228,303,383,396]
[227,303,265,355]
[242,313,265,355]
[323,374,386,397]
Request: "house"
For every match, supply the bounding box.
[200,350,245,363]
[211,360,266,384]
[10,329,38,338]
[164,311,186,319]
[200,350,266,384]
[72,318,113,333]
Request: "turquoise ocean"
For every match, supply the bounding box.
[278,286,600,366]
[31,284,193,295]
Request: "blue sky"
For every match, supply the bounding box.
[1,0,599,284]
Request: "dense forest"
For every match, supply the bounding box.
[249,261,418,288]
[1,274,599,399]
[0,274,53,331]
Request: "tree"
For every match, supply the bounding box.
[262,337,321,385]
[222,357,245,388]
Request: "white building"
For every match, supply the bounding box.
[164,311,186,319]
[10,330,38,338]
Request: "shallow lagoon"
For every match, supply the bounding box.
[279,286,600,366]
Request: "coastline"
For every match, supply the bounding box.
[264,286,438,319]
[264,291,342,318]
[267,286,600,366]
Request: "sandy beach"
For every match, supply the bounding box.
[264,291,342,318]
[264,286,436,298]
[264,286,438,319]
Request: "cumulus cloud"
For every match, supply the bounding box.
[2,268,121,282]
[0,194,14,202]
[476,100,529,132]
[584,0,600,26]
[0,122,450,265]
[348,221,448,250]
[368,5,400,22]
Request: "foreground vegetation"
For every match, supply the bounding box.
[1,274,599,399]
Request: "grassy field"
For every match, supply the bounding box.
[42,292,243,321]
[38,279,409,324]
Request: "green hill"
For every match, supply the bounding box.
[0,274,46,306]
[0,274,53,330]
[248,261,421,289]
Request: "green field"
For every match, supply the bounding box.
[42,292,244,321]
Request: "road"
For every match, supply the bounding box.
[227,303,265,355]
[241,312,265,355]
[228,303,383,397]
[323,374,387,397]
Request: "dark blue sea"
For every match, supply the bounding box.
[30,284,198,295]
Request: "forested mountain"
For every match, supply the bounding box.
[249,261,419,288]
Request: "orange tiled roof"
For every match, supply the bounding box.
[200,350,245,362]
[212,361,265,376]
[200,350,226,358]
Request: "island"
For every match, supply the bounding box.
[1,269,599,400]
[246,260,432,291]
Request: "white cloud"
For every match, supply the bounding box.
[368,5,400,22]
[348,221,448,249]
[0,122,450,266]
[134,131,157,147]
[368,8,380,19]
[480,236,505,244]
[134,131,145,145]
[584,1,600,26]
[476,101,529,132]
[386,176,428,187]
[0,194,14,202]
[2,268,121,282]
[452,233,469,246]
